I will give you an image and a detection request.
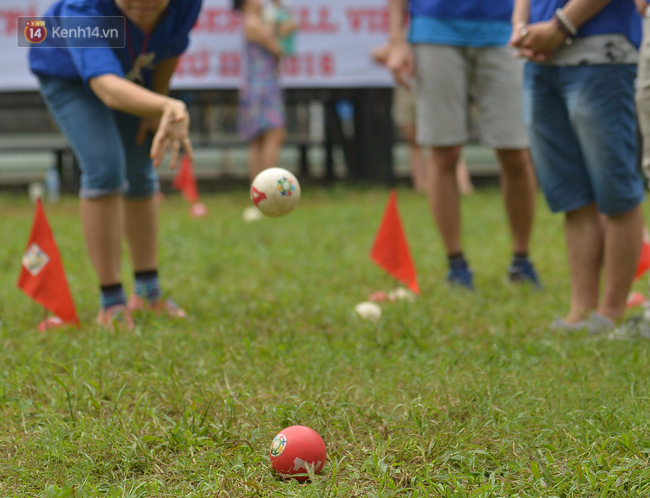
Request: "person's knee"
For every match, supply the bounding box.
[497,149,533,176]
[271,127,286,143]
[125,178,158,198]
[122,136,158,197]
[79,151,128,199]
[262,128,286,156]
[430,146,462,173]
[125,162,158,198]
[80,177,128,199]
[401,124,416,145]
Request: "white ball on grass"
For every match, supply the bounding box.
[28,182,44,203]
[354,301,382,321]
[242,205,264,222]
[388,287,416,302]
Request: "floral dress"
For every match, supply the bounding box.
[237,41,285,140]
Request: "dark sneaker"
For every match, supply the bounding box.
[508,260,542,288]
[447,264,474,290]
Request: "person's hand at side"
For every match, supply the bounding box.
[386,0,414,89]
[371,43,390,67]
[387,40,414,89]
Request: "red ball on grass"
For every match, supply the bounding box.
[269,425,326,482]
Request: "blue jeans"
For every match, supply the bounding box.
[523,63,644,216]
[38,75,158,199]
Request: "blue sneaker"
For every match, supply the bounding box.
[508,260,542,288]
[447,264,474,290]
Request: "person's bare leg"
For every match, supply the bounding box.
[496,148,537,254]
[455,156,475,195]
[248,136,264,181]
[410,146,427,192]
[124,195,158,272]
[124,194,186,317]
[600,205,644,320]
[80,195,124,285]
[401,124,426,192]
[564,203,603,322]
[260,127,286,171]
[428,145,463,255]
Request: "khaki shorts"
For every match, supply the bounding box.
[414,44,529,149]
[393,86,416,128]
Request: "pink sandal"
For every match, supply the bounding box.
[96,304,135,331]
[127,295,187,319]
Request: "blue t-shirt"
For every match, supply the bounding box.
[409,0,514,47]
[530,0,641,47]
[29,0,202,88]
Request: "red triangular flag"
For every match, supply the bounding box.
[635,230,650,280]
[17,199,79,325]
[172,154,200,204]
[370,190,420,294]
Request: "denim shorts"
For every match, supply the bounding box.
[523,63,644,216]
[38,75,158,199]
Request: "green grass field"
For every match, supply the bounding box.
[1,187,650,497]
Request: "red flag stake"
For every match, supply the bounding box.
[634,227,650,281]
[172,154,199,203]
[370,190,420,294]
[17,199,79,329]
[172,155,207,217]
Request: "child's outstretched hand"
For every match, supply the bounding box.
[150,100,193,169]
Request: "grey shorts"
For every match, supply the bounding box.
[414,44,529,149]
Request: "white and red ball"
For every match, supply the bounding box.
[250,167,301,217]
[269,425,326,482]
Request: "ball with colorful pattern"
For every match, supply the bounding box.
[269,425,327,482]
[250,167,301,217]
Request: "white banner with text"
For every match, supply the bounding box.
[1,0,393,91]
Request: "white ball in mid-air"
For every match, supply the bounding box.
[250,167,301,217]
[354,301,382,322]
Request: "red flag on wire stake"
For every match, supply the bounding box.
[17,199,79,327]
[634,228,650,280]
[172,154,199,203]
[172,155,207,217]
[370,190,420,294]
